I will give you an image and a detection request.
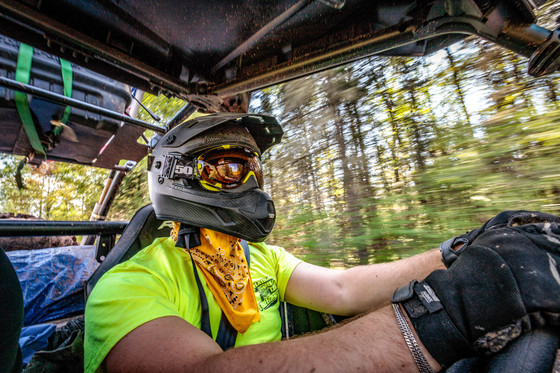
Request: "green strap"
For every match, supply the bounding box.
[15,43,45,156]
[58,58,73,131]
[15,157,27,190]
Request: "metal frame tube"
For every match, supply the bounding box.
[0,75,165,134]
[96,170,128,220]
[0,220,127,237]
[213,0,312,72]
[165,103,197,130]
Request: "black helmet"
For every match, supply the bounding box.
[148,113,283,242]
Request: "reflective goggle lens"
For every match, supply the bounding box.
[197,147,263,189]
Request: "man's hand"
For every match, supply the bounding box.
[439,210,560,267]
[395,212,560,368]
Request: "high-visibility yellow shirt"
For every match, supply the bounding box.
[84,237,301,373]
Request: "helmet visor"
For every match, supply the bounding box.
[196,146,263,190]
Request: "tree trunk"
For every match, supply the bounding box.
[300,113,324,210]
[383,90,402,183]
[445,48,473,136]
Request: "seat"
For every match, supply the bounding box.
[85,204,171,299]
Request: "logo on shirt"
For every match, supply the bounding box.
[254,277,278,311]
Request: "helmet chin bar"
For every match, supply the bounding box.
[151,184,276,242]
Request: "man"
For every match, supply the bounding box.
[85,113,560,372]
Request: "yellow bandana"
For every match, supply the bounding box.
[171,222,260,333]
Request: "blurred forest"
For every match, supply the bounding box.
[1,2,560,266]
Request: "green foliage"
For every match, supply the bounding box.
[250,2,560,266]
[0,155,106,220]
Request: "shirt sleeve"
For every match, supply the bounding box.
[267,244,302,302]
[84,263,181,373]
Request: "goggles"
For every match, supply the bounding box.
[160,146,263,191]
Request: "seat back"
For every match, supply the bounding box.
[85,204,170,299]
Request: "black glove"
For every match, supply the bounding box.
[394,212,560,368]
[440,210,560,267]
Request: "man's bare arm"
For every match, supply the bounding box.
[105,306,440,373]
[285,248,444,316]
